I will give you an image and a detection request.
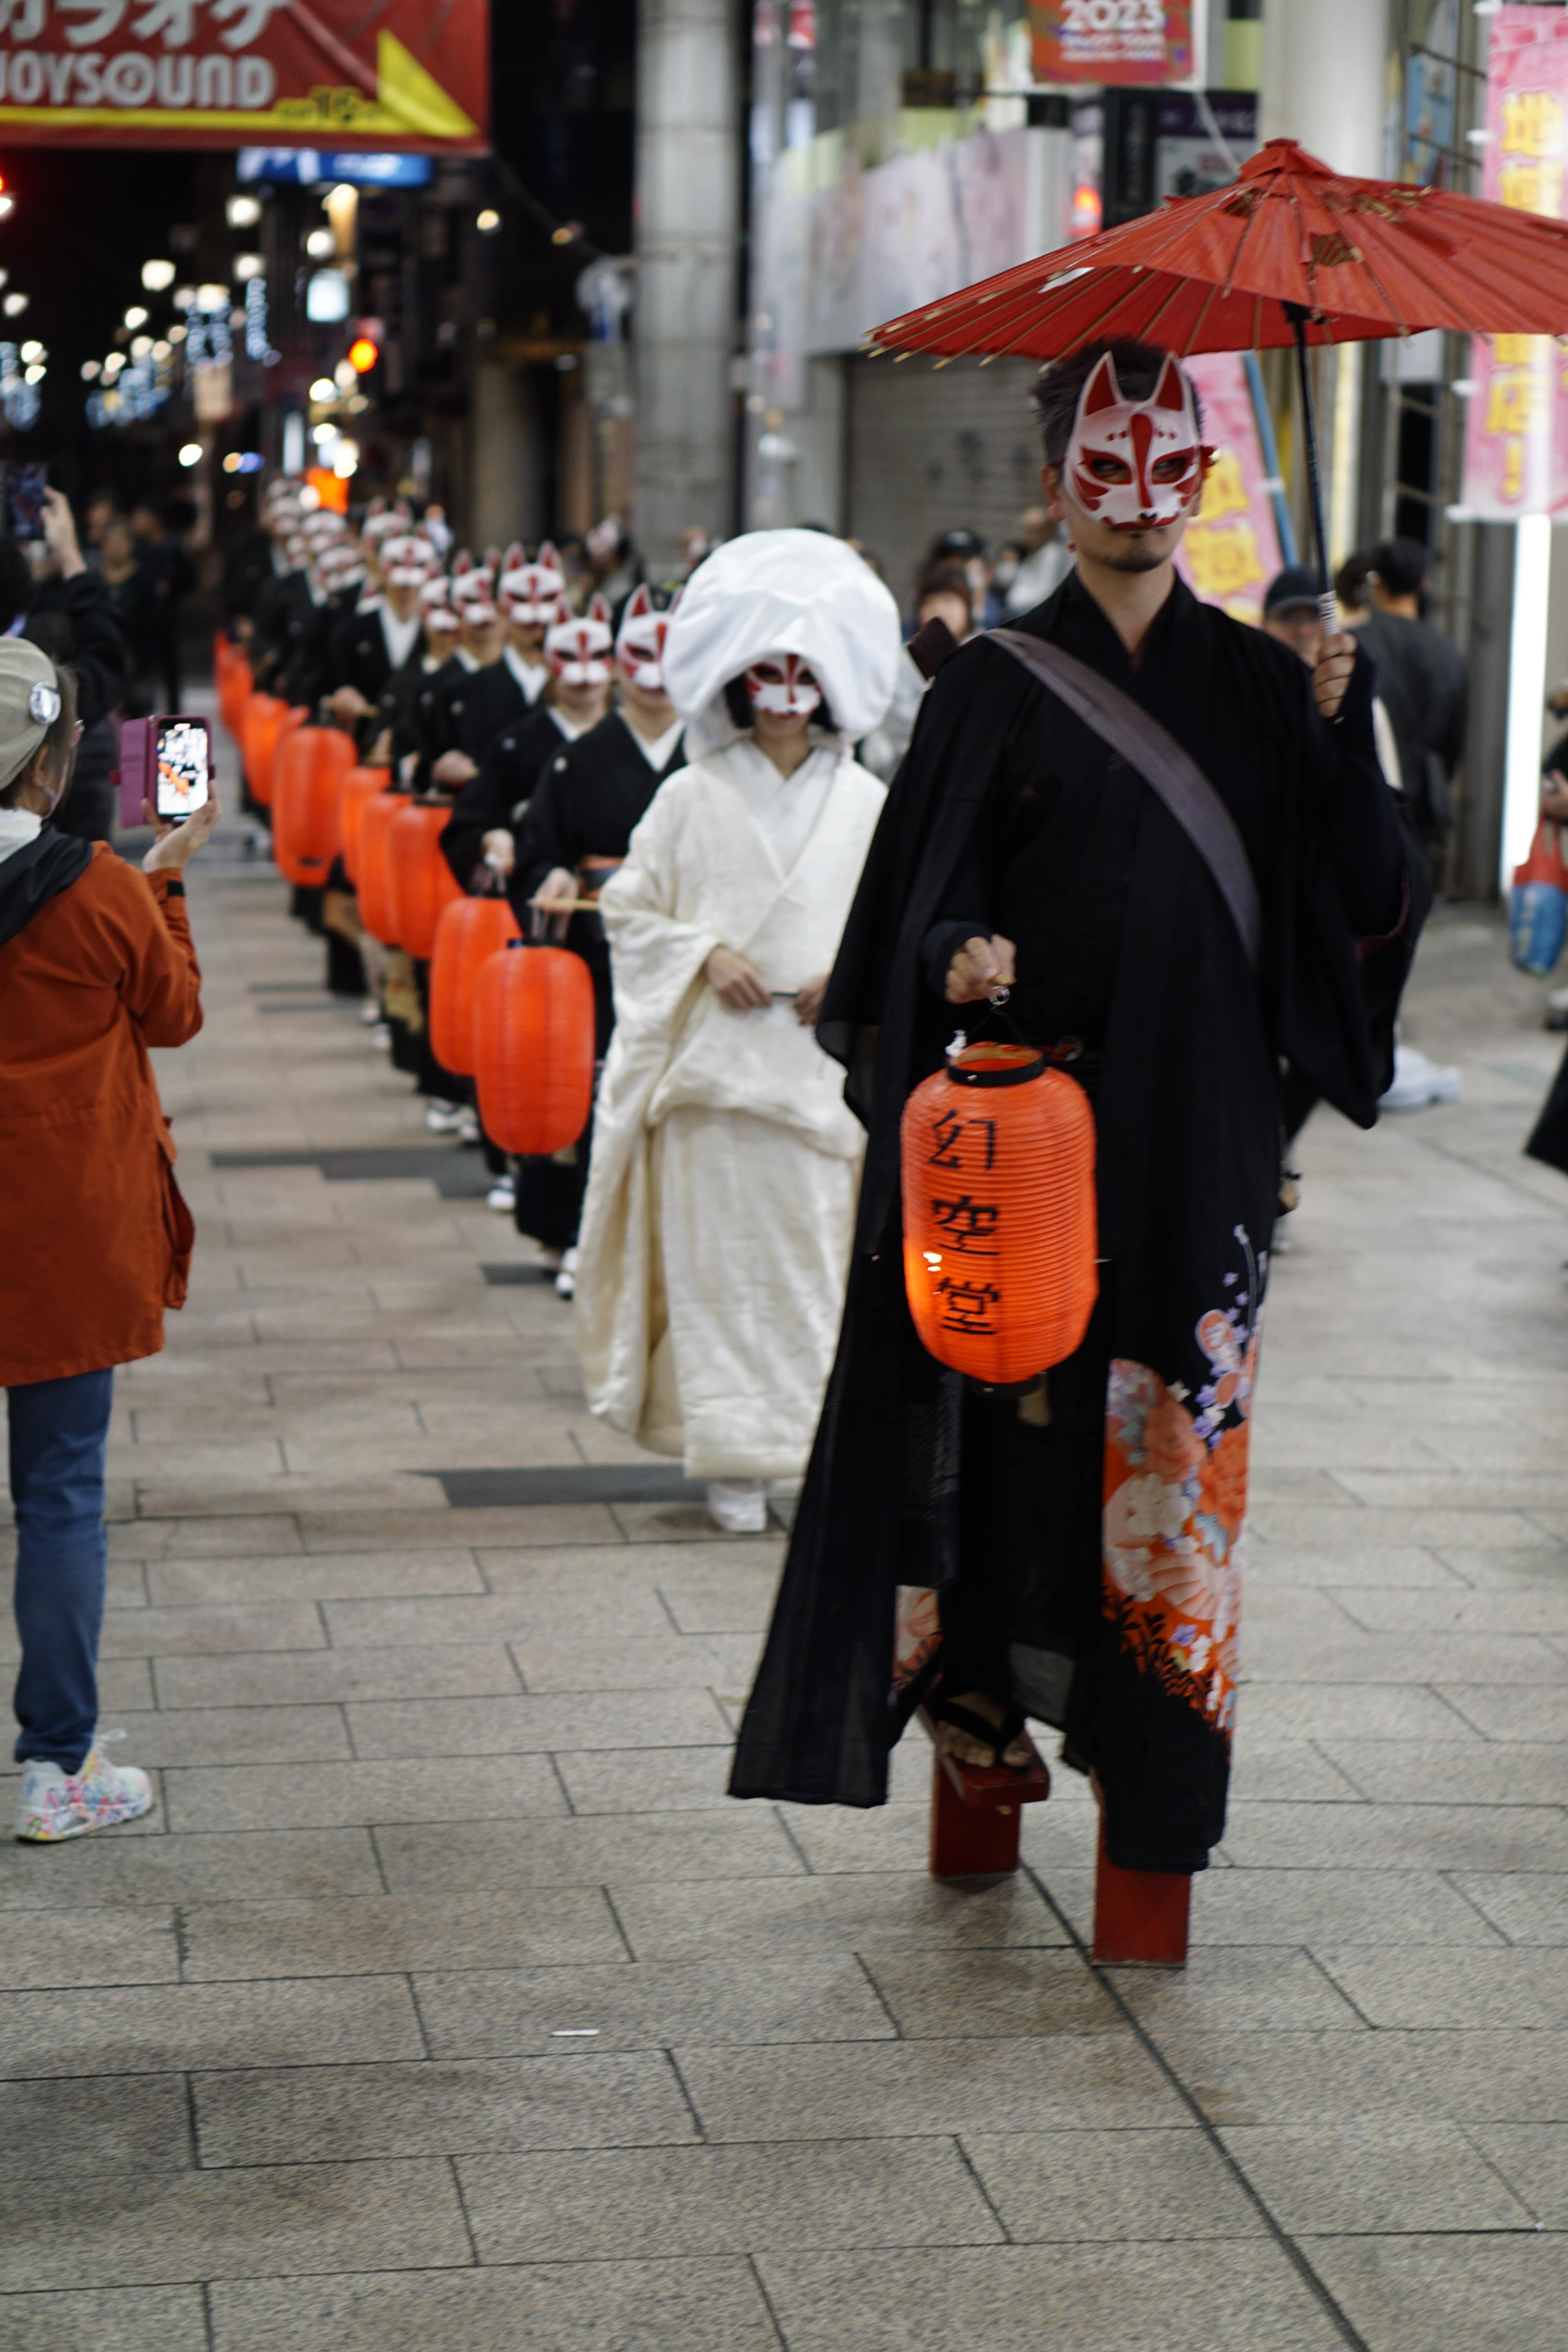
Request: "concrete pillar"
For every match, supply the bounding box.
[467,359,543,548]
[633,0,743,572]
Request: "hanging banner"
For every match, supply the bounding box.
[1175,352,1283,629]
[1029,1,1195,89]
[1461,5,1568,518]
[0,0,486,152]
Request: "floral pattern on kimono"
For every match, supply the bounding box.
[1101,1227,1261,1741]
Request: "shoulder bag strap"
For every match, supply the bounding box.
[987,626,1262,972]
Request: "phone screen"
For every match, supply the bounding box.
[7,463,46,541]
[155,720,210,822]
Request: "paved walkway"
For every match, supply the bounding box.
[4,786,1568,2350]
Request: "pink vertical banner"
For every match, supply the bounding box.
[1462,6,1568,518]
[1175,353,1283,628]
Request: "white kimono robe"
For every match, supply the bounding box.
[576,737,886,1480]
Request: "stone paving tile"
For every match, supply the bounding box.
[1438,1683,1568,1739]
[207,2259,783,2352]
[961,2127,1264,2241]
[1311,2234,1568,2352]
[1453,1873,1568,1944]
[0,2073,193,2179]
[345,1686,730,1756]
[104,1704,352,1766]
[98,1601,327,1657]
[154,1642,523,1709]
[0,2287,209,2351]
[181,1886,626,1980]
[0,1905,180,1990]
[415,1955,894,2056]
[193,2051,698,2163]
[1186,1867,1507,1946]
[0,2158,469,2291]
[457,2137,1001,2261]
[1134,2025,1568,2126]
[1217,1799,1568,1872]
[608,1871,1069,1960]
[1217,2118,1535,2234]
[1310,1945,1568,2029]
[145,1549,488,1604]
[375,1809,802,1893]
[321,1588,675,1646]
[1109,1948,1368,2033]
[756,2241,1347,2351]
[110,1514,304,1561]
[162,1753,566,1833]
[0,1827,382,1911]
[857,1946,1119,2040]
[0,1975,423,2078]
[675,2034,1186,2141]
[1465,2122,1568,2224]
[1317,1739,1568,1803]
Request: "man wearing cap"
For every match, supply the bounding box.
[732,339,1421,1889]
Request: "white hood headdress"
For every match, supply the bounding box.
[661,528,901,755]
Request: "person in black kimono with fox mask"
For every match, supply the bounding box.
[731,341,1425,1878]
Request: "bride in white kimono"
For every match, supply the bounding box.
[575,529,900,1532]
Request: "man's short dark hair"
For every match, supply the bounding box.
[915,561,974,621]
[1370,537,1429,600]
[1031,339,1203,468]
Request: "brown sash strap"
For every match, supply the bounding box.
[987,627,1262,973]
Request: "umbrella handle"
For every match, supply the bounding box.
[1285,303,1341,636]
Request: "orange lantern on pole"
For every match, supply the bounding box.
[268,705,309,809]
[356,789,407,944]
[901,1041,1098,1387]
[387,801,463,961]
[240,692,285,808]
[429,895,519,1075]
[474,941,595,1156]
[339,767,389,886]
[272,726,356,886]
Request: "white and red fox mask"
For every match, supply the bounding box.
[382,534,440,592]
[744,653,821,719]
[499,539,567,628]
[450,555,499,629]
[1063,351,1207,532]
[419,576,460,636]
[615,584,672,693]
[546,595,613,687]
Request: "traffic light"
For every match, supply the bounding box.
[348,335,378,374]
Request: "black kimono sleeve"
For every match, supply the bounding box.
[512,750,578,900]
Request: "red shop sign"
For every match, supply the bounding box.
[1029,0,1195,87]
[0,0,487,151]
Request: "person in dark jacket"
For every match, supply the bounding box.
[130,499,197,714]
[1359,538,1468,857]
[0,490,131,844]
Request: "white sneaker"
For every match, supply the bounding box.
[1379,1044,1461,1113]
[16,1746,154,1843]
[707,1478,768,1534]
[555,1245,579,1300]
[425,1099,465,1135]
[456,1110,481,1146]
[486,1175,516,1212]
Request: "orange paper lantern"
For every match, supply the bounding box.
[339,767,389,887]
[474,942,595,1156]
[240,691,285,808]
[387,802,462,961]
[429,895,519,1076]
[356,788,407,944]
[901,1041,1098,1387]
[272,726,356,886]
[268,705,309,808]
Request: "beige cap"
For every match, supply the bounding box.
[0,635,62,792]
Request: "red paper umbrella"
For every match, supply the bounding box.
[868,137,1568,600]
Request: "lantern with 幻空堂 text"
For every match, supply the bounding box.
[272,726,356,886]
[474,941,595,1156]
[901,1041,1097,1387]
[430,895,518,1075]
[387,801,463,961]
[339,767,388,886]
[355,788,407,944]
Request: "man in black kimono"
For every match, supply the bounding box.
[731,340,1421,1880]
[325,531,430,755]
[439,602,615,889]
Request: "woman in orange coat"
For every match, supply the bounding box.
[0,638,216,1842]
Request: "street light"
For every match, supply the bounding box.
[226,194,261,229]
[124,305,148,329]
[80,359,99,380]
[304,227,335,260]
[476,208,501,234]
[2,292,26,316]
[130,335,152,360]
[348,334,379,373]
[142,259,175,291]
[18,339,42,362]
[233,254,263,281]
[177,443,202,468]
[309,377,336,403]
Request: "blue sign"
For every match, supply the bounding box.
[237,149,434,189]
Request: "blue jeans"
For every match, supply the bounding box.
[8,1368,114,1772]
